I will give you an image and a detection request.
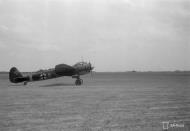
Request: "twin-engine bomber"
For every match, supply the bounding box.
[9,61,94,86]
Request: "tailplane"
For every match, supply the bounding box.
[9,67,23,83]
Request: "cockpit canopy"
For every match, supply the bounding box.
[73,62,89,67]
[73,61,93,74]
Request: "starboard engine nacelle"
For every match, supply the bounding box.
[55,64,76,76]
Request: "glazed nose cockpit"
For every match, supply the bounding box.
[73,62,94,74]
[83,62,94,72]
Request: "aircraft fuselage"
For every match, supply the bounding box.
[9,62,94,85]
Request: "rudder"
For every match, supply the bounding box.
[9,67,23,83]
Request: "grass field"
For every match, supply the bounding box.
[0,72,189,131]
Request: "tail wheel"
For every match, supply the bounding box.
[24,81,27,85]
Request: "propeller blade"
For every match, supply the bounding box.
[89,62,94,70]
[90,70,93,78]
[89,62,94,78]
[89,61,91,70]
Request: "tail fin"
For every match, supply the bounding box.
[9,67,23,83]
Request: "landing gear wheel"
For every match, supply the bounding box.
[75,79,83,86]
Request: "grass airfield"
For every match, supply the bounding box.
[0,72,189,131]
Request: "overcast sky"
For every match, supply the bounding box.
[0,0,189,72]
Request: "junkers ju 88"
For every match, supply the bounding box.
[9,61,94,86]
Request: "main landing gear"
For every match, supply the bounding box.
[75,78,83,86]
[72,75,83,86]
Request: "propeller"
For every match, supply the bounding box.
[88,61,94,78]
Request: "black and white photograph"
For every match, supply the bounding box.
[0,0,189,131]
